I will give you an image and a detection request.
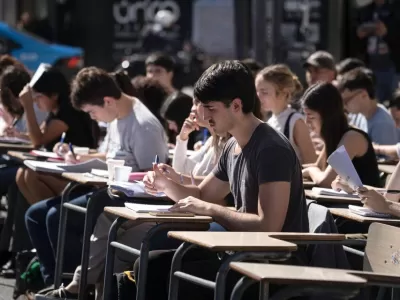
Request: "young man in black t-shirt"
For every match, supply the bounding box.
[145,60,308,233]
[140,60,308,299]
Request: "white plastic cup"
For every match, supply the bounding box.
[114,166,132,182]
[74,147,90,155]
[106,159,125,181]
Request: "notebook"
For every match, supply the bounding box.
[348,205,392,218]
[0,137,31,145]
[312,188,360,199]
[124,202,173,213]
[109,181,166,198]
[24,159,107,174]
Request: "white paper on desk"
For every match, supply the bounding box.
[124,202,172,213]
[0,137,31,145]
[327,145,363,190]
[24,158,107,174]
[31,150,62,159]
[312,187,359,199]
[109,181,166,198]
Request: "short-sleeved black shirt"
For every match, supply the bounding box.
[213,123,308,233]
[44,103,98,151]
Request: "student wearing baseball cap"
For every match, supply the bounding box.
[303,50,337,86]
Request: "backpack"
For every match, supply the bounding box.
[13,251,45,299]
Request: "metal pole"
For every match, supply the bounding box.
[252,0,267,65]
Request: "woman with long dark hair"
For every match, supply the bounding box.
[301,82,380,187]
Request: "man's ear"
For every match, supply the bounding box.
[103,96,114,107]
[231,98,242,113]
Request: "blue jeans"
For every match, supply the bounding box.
[25,193,90,285]
[25,188,124,286]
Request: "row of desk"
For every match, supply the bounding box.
[2,146,400,299]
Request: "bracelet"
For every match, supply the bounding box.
[179,172,184,184]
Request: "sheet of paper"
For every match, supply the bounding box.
[327,145,363,189]
[109,181,166,198]
[31,150,62,159]
[24,158,107,174]
[348,205,392,218]
[124,202,172,213]
[312,187,359,199]
[0,137,31,145]
[29,63,51,88]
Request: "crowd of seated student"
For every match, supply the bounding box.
[25,68,168,292]
[3,47,400,299]
[0,64,98,275]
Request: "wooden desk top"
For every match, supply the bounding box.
[303,180,316,189]
[379,164,396,175]
[329,208,400,225]
[0,143,34,152]
[7,151,37,162]
[230,262,366,286]
[167,231,298,252]
[348,270,400,285]
[267,232,346,242]
[305,189,362,205]
[104,206,213,223]
[377,159,398,166]
[62,172,108,186]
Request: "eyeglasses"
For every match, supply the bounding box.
[343,90,363,105]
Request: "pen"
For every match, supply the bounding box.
[69,142,77,160]
[202,128,208,144]
[11,116,20,127]
[57,132,66,153]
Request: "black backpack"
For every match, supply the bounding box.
[13,250,45,299]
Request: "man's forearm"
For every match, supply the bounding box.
[209,204,278,232]
[164,179,201,202]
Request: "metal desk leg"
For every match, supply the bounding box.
[259,281,269,300]
[137,223,205,300]
[78,192,99,300]
[168,242,195,300]
[230,276,257,300]
[214,252,290,300]
[54,181,81,288]
[103,217,126,300]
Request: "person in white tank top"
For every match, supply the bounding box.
[255,64,317,164]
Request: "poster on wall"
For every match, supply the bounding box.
[279,0,328,81]
[111,0,193,66]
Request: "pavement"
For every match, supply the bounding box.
[0,277,15,300]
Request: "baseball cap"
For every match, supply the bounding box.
[303,51,336,71]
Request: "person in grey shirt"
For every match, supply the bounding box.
[339,67,398,145]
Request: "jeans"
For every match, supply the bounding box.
[25,193,90,286]
[25,188,124,286]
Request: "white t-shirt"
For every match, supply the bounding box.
[172,136,218,176]
[267,107,303,162]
